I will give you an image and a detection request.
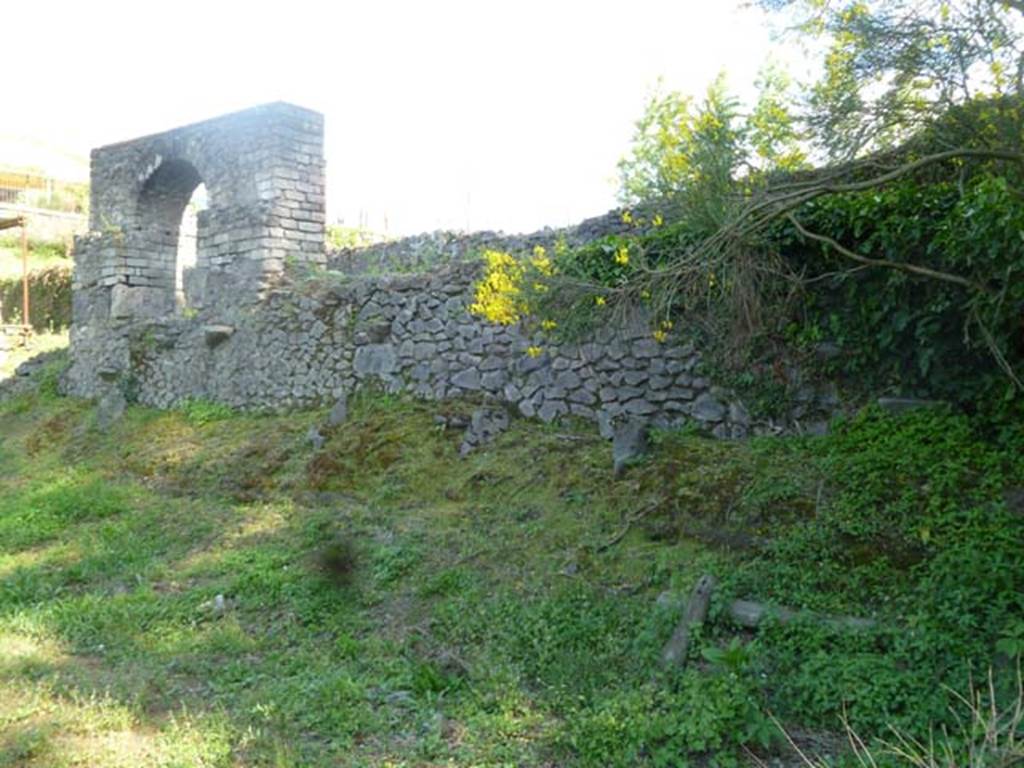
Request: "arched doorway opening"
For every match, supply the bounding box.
[137,158,206,315]
[175,183,207,310]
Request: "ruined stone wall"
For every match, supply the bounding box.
[69,260,835,438]
[327,209,634,275]
[66,103,326,397]
[65,104,838,438]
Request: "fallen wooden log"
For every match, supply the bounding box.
[658,584,877,671]
[661,573,717,668]
[727,598,876,631]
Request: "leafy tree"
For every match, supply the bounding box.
[748,62,808,171]
[761,0,1024,159]
[593,2,1024,401]
[617,75,742,210]
[618,70,806,213]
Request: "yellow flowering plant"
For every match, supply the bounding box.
[469,245,560,327]
[469,226,669,347]
[469,250,525,325]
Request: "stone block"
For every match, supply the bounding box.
[110,284,169,319]
[692,392,726,422]
[451,368,481,390]
[203,324,235,348]
[613,418,649,477]
[353,344,397,376]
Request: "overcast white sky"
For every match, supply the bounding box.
[2,1,809,235]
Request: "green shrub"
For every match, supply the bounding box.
[781,174,1024,413]
[0,263,72,330]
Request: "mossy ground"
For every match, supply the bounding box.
[0,343,1020,767]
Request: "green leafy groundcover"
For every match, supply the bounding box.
[722,406,1024,742]
[781,174,1024,413]
[0,356,1021,766]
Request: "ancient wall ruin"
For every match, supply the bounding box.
[82,102,323,315]
[64,104,838,438]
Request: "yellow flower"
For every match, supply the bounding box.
[653,213,664,227]
[640,289,651,300]
[653,330,668,343]
[526,346,542,358]
[615,246,630,266]
[621,210,633,224]
[541,319,558,331]
[660,319,673,331]
[469,249,523,325]
[530,244,553,276]
[595,296,607,307]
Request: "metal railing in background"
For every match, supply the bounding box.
[0,169,87,214]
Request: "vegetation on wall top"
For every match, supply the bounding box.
[469,0,1024,428]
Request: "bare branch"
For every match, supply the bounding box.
[785,213,980,290]
[810,148,1023,195]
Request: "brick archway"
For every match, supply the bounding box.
[136,157,205,315]
[74,102,325,323]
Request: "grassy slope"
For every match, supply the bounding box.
[0,349,1021,767]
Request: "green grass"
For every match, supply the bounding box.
[0,349,1021,766]
[0,238,71,282]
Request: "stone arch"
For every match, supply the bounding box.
[136,157,206,314]
[75,102,325,323]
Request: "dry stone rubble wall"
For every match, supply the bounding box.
[64,103,837,438]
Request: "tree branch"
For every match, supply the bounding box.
[642,147,1023,284]
[785,213,982,290]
